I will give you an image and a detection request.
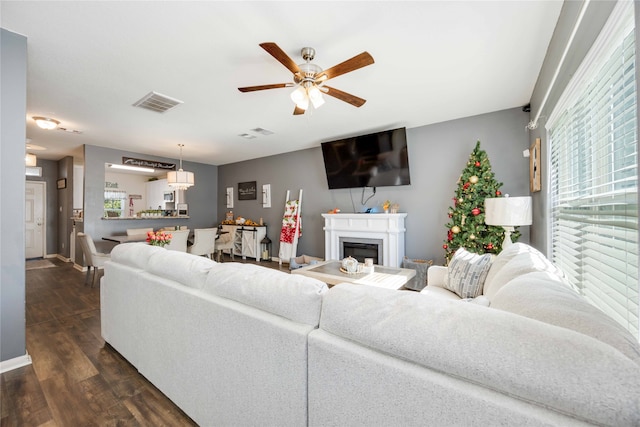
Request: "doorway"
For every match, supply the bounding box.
[26,181,46,259]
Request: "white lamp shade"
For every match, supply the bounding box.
[484,196,532,226]
[167,170,195,189]
[25,153,37,167]
[290,86,309,110]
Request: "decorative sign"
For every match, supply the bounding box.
[238,181,257,200]
[105,181,119,188]
[122,157,175,170]
[129,194,143,200]
[529,138,541,193]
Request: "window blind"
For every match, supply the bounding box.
[547,1,638,340]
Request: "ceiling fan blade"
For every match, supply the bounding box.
[293,106,306,115]
[323,86,366,107]
[238,83,291,92]
[317,52,374,81]
[259,42,301,75]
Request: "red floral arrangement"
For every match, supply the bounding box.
[146,231,172,247]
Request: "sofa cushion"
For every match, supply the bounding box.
[319,284,640,426]
[491,271,640,366]
[203,263,328,326]
[483,243,565,300]
[146,249,216,290]
[419,285,461,301]
[109,242,166,270]
[444,247,492,298]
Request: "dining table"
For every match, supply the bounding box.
[102,234,150,244]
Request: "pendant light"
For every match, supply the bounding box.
[167,144,195,190]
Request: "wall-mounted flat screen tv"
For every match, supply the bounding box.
[321,127,411,189]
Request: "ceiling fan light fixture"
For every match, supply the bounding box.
[290,86,307,107]
[32,116,60,130]
[307,85,325,108]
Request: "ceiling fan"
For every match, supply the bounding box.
[238,42,374,115]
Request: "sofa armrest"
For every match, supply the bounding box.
[427,265,447,288]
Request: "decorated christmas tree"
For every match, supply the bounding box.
[443,141,515,264]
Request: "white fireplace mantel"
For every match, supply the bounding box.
[322,213,407,267]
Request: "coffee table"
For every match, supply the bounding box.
[291,260,415,290]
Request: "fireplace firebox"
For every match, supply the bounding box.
[340,237,383,265]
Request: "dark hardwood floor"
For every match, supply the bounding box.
[2,255,287,426]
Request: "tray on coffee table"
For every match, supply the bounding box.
[292,260,415,289]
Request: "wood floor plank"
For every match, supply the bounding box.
[39,373,99,426]
[25,300,57,326]
[123,388,197,427]
[92,401,139,427]
[48,330,99,382]
[1,365,54,426]
[57,311,104,359]
[26,322,68,382]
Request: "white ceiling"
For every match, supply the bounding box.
[2,1,563,166]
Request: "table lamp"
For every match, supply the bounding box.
[484,196,532,248]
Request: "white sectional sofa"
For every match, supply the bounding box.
[102,242,640,426]
[101,243,328,426]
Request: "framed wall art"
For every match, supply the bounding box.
[529,138,541,193]
[56,178,67,189]
[238,181,257,200]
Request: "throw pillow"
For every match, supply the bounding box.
[445,248,492,298]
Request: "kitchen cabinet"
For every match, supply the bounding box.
[220,224,267,261]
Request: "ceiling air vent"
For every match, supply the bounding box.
[250,127,274,136]
[133,91,183,113]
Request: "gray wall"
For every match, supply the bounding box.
[57,156,74,258]
[527,1,619,254]
[218,107,530,265]
[1,28,27,362]
[83,145,218,253]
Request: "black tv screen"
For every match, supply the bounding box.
[321,127,411,189]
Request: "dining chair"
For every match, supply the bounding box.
[127,227,153,236]
[214,229,235,262]
[187,228,218,258]
[77,232,111,287]
[165,229,189,252]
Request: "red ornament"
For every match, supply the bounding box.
[463,182,470,190]
[471,208,481,216]
[486,243,494,250]
[496,190,501,196]
[447,230,453,241]
[475,161,481,167]
[443,244,448,249]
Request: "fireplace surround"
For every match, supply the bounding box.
[322,213,407,268]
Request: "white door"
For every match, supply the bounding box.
[26,181,46,259]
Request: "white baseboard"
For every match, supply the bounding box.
[56,254,71,263]
[0,353,32,374]
[73,263,86,272]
